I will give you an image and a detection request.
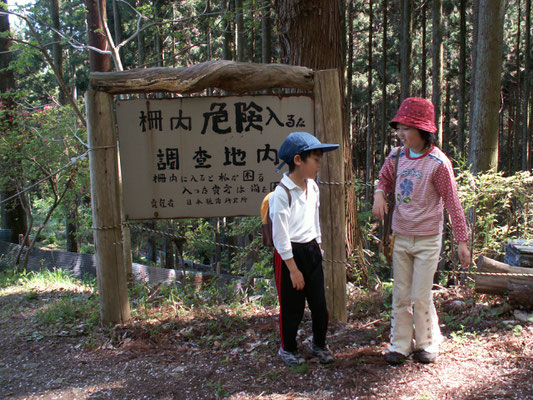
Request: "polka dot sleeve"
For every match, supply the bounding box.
[434,162,469,242]
[376,149,398,195]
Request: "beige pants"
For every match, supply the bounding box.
[388,233,443,356]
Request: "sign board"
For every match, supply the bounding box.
[116,95,314,219]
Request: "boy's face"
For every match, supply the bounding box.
[395,123,425,152]
[294,150,322,179]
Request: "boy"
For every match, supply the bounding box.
[269,131,339,366]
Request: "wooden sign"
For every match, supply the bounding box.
[116,95,314,219]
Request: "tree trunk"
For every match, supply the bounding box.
[432,0,443,147]
[457,0,467,157]
[380,0,388,163]
[0,0,27,243]
[514,0,522,172]
[66,197,80,253]
[86,0,111,72]
[421,0,427,98]
[51,0,65,104]
[469,0,480,136]
[365,0,373,211]
[469,0,505,173]
[235,0,245,61]
[522,0,531,170]
[273,0,363,262]
[154,0,164,67]
[221,0,232,60]
[400,0,412,100]
[346,0,354,139]
[444,75,451,153]
[261,0,272,63]
[52,0,79,252]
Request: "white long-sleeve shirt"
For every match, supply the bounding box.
[269,173,322,260]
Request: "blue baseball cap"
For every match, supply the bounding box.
[276,131,339,172]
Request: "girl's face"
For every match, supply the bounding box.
[395,123,426,153]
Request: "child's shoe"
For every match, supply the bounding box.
[412,349,437,364]
[385,351,407,365]
[309,343,335,364]
[278,347,305,367]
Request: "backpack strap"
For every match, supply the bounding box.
[278,182,292,207]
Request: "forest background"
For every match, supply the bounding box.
[0,0,532,286]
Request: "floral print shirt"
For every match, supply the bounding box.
[376,146,468,242]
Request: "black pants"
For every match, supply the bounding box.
[274,240,329,352]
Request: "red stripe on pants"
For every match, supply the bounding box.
[274,249,284,349]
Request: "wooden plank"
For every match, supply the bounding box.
[86,90,131,325]
[314,69,347,323]
[90,60,314,94]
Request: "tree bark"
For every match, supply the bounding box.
[421,0,427,98]
[522,0,531,170]
[514,0,522,172]
[365,0,373,211]
[86,0,111,72]
[469,0,505,173]
[154,0,164,67]
[457,0,467,157]
[469,0,480,136]
[261,0,272,64]
[221,0,232,60]
[400,0,412,100]
[346,0,354,137]
[273,0,363,264]
[51,0,65,104]
[0,0,28,243]
[235,0,245,61]
[432,0,443,147]
[380,0,388,164]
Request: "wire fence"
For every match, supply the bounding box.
[124,221,533,279]
[2,146,533,280]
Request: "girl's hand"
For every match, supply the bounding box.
[458,242,471,267]
[372,191,388,220]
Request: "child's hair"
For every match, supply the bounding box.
[420,129,438,149]
[287,149,323,173]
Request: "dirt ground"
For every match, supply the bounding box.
[1,284,532,400]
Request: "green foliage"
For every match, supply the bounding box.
[456,169,533,259]
[226,217,273,277]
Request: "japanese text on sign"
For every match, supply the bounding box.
[116,95,314,219]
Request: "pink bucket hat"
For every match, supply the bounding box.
[389,97,437,134]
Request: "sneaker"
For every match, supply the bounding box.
[278,347,305,367]
[385,351,407,365]
[309,343,335,364]
[412,350,437,364]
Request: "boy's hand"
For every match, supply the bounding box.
[285,258,305,290]
[458,242,471,268]
[290,270,305,290]
[372,191,388,220]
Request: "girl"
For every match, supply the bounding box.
[372,97,471,365]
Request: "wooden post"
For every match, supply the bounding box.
[86,90,131,325]
[314,69,347,323]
